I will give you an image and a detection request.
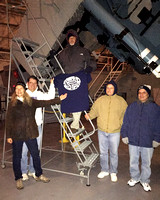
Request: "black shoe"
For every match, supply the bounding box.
[71,128,78,133]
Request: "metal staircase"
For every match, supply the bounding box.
[13,37,55,86]
[89,57,127,101]
[11,36,99,185]
[2,1,99,185]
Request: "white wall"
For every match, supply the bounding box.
[17,0,83,49]
[12,0,84,74]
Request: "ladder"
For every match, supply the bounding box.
[2,1,99,185]
[11,36,99,186]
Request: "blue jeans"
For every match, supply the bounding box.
[21,125,42,174]
[129,144,154,183]
[98,130,120,174]
[12,138,42,180]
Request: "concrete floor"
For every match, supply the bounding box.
[0,119,160,200]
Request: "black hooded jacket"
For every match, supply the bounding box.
[56,29,96,74]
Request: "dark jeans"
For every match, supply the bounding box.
[12,138,42,180]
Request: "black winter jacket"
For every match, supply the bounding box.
[51,29,96,74]
[57,43,97,74]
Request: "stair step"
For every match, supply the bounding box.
[110,71,122,74]
[82,153,99,167]
[59,117,73,123]
[73,140,92,152]
[28,52,46,59]
[67,128,85,137]
[38,78,51,82]
[14,37,39,48]
[79,131,95,140]
[51,104,61,110]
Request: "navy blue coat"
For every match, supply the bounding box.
[121,100,160,148]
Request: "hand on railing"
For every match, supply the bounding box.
[49,49,57,57]
[85,113,90,120]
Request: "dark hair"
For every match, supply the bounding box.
[15,81,26,90]
[27,75,38,84]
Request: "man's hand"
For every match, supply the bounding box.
[50,78,54,84]
[85,113,90,120]
[60,93,67,100]
[152,140,160,148]
[122,137,129,144]
[49,49,57,57]
[7,138,13,144]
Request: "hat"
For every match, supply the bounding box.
[137,84,151,96]
[67,32,75,39]
[66,29,78,41]
[104,80,117,95]
[15,81,26,90]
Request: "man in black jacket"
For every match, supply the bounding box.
[51,29,96,132]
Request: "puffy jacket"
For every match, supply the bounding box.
[56,29,97,74]
[89,94,127,133]
[121,100,160,148]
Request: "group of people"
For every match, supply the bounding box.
[6,29,96,190]
[85,81,160,192]
[6,29,160,192]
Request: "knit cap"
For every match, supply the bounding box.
[137,84,151,96]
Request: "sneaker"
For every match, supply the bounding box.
[16,179,24,190]
[28,172,36,179]
[141,182,151,192]
[22,173,29,181]
[110,173,118,182]
[97,171,109,179]
[35,174,50,183]
[127,179,139,186]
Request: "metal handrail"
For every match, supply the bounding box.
[93,60,120,98]
[89,63,109,90]
[93,61,125,100]
[89,55,114,90]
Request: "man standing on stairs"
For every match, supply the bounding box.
[21,75,55,181]
[52,29,96,133]
[85,80,127,182]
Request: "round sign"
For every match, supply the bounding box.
[63,76,81,91]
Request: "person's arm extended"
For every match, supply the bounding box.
[34,93,67,108]
[38,78,55,100]
[85,100,98,121]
